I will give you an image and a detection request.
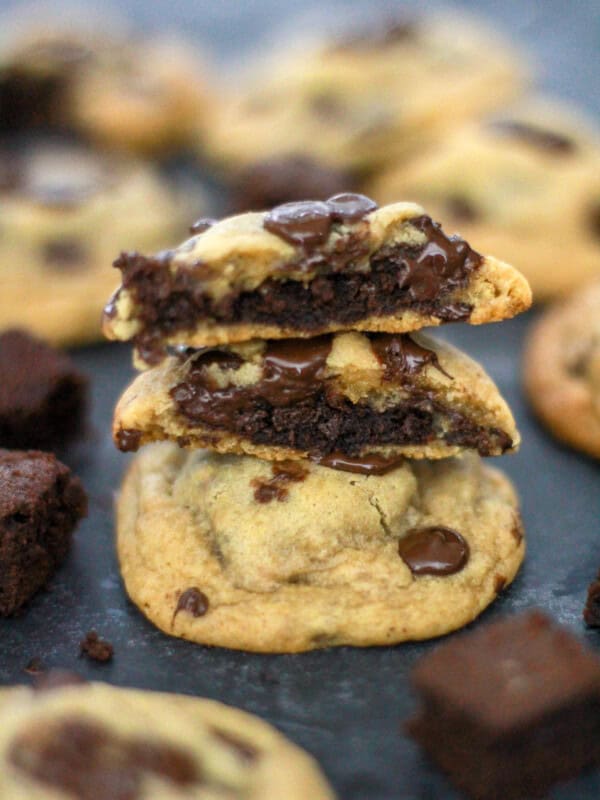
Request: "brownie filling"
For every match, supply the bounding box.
[110,212,481,362]
[157,334,513,459]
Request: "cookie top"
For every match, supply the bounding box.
[203,14,524,172]
[103,196,531,357]
[0,681,335,798]
[0,140,192,345]
[523,280,600,457]
[117,443,524,652]
[0,329,87,449]
[113,330,519,462]
[370,100,600,300]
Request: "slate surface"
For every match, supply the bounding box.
[1,2,599,798]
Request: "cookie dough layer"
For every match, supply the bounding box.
[103,199,531,358]
[0,142,190,346]
[370,101,600,300]
[523,280,600,458]
[117,443,525,652]
[0,682,335,799]
[114,331,519,462]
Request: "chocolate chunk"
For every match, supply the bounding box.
[326,192,378,222]
[43,239,87,270]
[311,451,405,475]
[232,156,349,213]
[260,337,332,405]
[584,572,600,626]
[263,200,333,246]
[407,611,600,800]
[173,587,209,620]
[0,329,88,450]
[493,120,576,154]
[115,428,142,453]
[189,217,217,234]
[0,449,87,616]
[9,717,200,799]
[211,727,259,762]
[398,526,469,576]
[369,333,452,381]
[79,630,114,663]
[251,461,308,503]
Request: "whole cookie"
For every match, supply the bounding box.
[0,141,191,345]
[204,14,524,173]
[370,101,600,300]
[0,681,335,798]
[523,281,600,457]
[117,443,525,653]
[0,7,211,153]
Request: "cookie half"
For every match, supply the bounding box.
[523,280,600,458]
[102,197,531,359]
[370,101,600,300]
[0,681,335,799]
[0,141,191,345]
[117,443,525,652]
[113,330,519,463]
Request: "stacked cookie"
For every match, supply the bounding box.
[104,194,531,652]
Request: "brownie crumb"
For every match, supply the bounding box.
[79,630,114,663]
[584,572,600,626]
[24,657,44,675]
[0,449,87,616]
[0,329,88,450]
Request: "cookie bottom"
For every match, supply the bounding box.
[117,443,525,653]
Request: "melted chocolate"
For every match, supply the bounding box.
[9,718,200,799]
[189,217,217,234]
[327,193,378,222]
[263,200,333,246]
[493,120,576,154]
[369,333,452,381]
[173,587,209,619]
[311,451,405,475]
[252,461,308,503]
[398,526,469,576]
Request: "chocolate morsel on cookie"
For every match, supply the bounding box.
[173,587,209,620]
[231,156,350,213]
[407,610,600,800]
[0,449,87,616]
[251,461,308,503]
[0,329,88,450]
[398,526,469,576]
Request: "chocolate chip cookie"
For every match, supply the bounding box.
[113,330,519,463]
[103,195,531,361]
[0,141,191,345]
[523,280,600,457]
[370,101,600,300]
[203,14,524,173]
[0,680,335,798]
[117,443,524,652]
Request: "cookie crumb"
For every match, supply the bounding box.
[79,630,114,663]
[24,657,44,675]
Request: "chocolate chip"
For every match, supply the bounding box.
[189,217,217,234]
[369,333,452,381]
[79,630,114,663]
[311,451,405,475]
[493,120,576,154]
[115,428,142,452]
[173,587,209,620]
[251,461,308,503]
[398,526,469,576]
[263,200,333,246]
[326,192,378,222]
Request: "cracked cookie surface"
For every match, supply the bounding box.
[0,681,335,799]
[523,280,600,457]
[117,443,524,652]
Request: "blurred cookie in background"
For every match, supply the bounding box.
[0,140,194,345]
[203,13,525,176]
[0,4,212,154]
[370,100,600,301]
[523,280,600,459]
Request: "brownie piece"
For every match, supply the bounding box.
[0,329,88,450]
[0,449,87,615]
[230,155,350,213]
[407,610,600,800]
[584,571,600,626]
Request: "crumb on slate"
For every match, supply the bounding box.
[79,630,114,663]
